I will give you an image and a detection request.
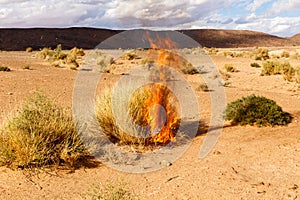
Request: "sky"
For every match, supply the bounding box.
[0,0,299,37]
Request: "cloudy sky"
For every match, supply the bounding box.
[0,0,299,37]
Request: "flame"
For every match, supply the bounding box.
[141,32,181,144]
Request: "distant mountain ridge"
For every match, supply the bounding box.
[0,27,299,50]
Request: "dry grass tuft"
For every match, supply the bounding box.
[0,92,88,169]
[84,180,140,200]
[96,84,180,146]
[36,44,84,69]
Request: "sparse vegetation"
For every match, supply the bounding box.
[85,180,140,200]
[0,92,88,169]
[95,52,114,73]
[250,62,261,68]
[281,51,290,58]
[124,51,139,60]
[22,64,30,70]
[254,48,269,60]
[36,44,84,69]
[225,95,291,126]
[182,64,200,75]
[203,47,219,55]
[197,83,209,92]
[0,66,11,72]
[224,64,237,72]
[26,47,33,52]
[261,61,297,82]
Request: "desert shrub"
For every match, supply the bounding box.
[0,66,11,72]
[26,47,33,52]
[254,48,269,60]
[250,62,261,68]
[96,84,180,145]
[22,64,30,70]
[281,62,295,81]
[295,67,300,83]
[290,52,300,60]
[219,70,231,80]
[85,180,140,200]
[203,47,218,55]
[36,45,83,69]
[124,51,139,60]
[182,63,200,75]
[224,64,237,72]
[0,92,87,168]
[281,51,290,58]
[70,47,85,56]
[222,51,234,57]
[197,83,209,92]
[261,61,282,75]
[261,61,296,81]
[225,95,291,126]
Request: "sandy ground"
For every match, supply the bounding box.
[0,49,300,199]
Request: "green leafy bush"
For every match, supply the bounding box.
[225,95,291,126]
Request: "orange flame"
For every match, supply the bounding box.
[142,32,181,144]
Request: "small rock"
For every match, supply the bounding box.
[7,92,13,95]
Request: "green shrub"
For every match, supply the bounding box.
[250,62,261,68]
[0,66,11,72]
[225,95,291,126]
[0,92,88,169]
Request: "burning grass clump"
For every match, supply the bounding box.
[225,95,291,126]
[96,84,180,146]
[36,44,84,69]
[0,92,88,169]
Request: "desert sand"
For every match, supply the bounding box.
[0,46,299,199]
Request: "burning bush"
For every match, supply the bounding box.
[96,84,180,146]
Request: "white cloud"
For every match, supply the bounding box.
[246,0,273,11]
[0,0,298,37]
[268,0,300,15]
